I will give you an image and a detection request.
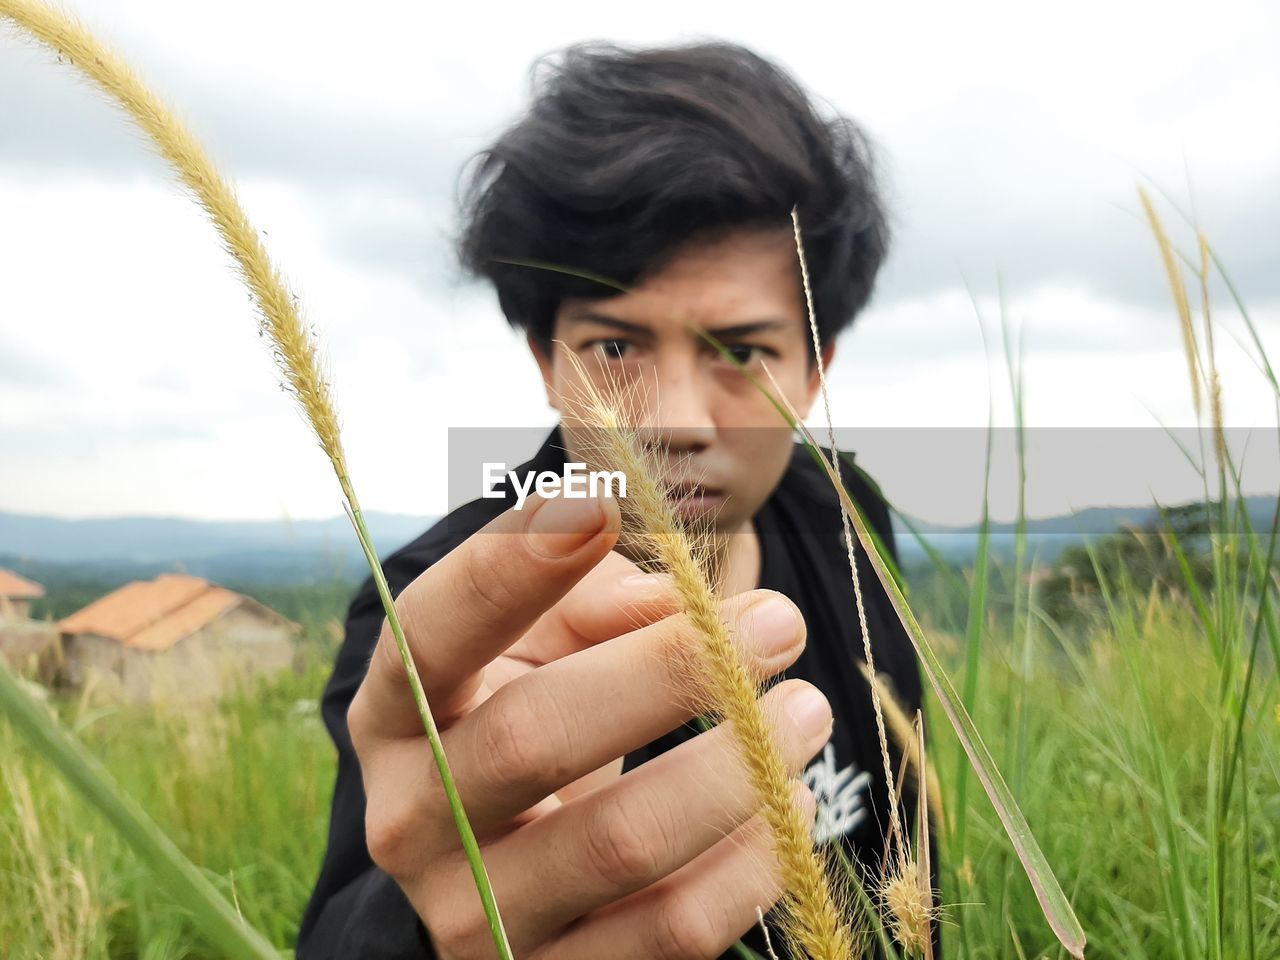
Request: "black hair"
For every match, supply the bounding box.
[455,40,891,354]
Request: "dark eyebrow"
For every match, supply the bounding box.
[564,311,653,337]
[567,310,787,339]
[695,319,788,338]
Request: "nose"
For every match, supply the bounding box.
[633,351,717,455]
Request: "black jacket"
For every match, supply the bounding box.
[298,426,938,958]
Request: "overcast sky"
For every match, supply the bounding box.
[1,0,1277,526]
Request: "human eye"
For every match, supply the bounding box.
[717,343,776,367]
[584,338,633,361]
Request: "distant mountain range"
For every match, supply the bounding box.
[0,510,436,584]
[892,496,1276,563]
[1,496,1274,584]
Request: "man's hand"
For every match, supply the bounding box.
[347,493,833,959]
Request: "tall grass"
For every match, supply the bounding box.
[908,189,1279,958]
[0,665,334,957]
[700,347,1084,957]
[4,552,1273,958]
[0,0,1274,955]
[0,0,511,954]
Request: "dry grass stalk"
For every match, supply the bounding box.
[790,207,903,838]
[1,744,101,959]
[791,208,940,952]
[1197,231,1228,471]
[0,0,346,479]
[758,904,782,959]
[1139,188,1229,487]
[1138,187,1201,421]
[857,662,944,830]
[0,3,511,955]
[877,711,940,958]
[783,207,906,829]
[756,357,949,956]
[556,346,859,959]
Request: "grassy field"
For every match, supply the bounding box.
[0,654,336,958]
[926,576,1280,959]
[0,3,1271,954]
[2,547,1275,959]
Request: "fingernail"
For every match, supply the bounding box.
[786,684,832,737]
[746,593,802,657]
[527,496,607,557]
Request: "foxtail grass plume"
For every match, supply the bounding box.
[754,350,940,957]
[879,859,935,957]
[555,344,860,960]
[753,366,1083,958]
[1138,188,1229,496]
[792,208,930,952]
[0,0,344,476]
[876,712,939,959]
[0,2,512,956]
[1138,187,1201,423]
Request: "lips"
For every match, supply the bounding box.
[664,480,723,501]
[662,481,727,521]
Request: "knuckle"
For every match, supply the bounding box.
[364,795,419,876]
[453,542,519,629]
[347,684,375,754]
[373,616,409,685]
[475,683,560,792]
[422,895,488,958]
[652,894,722,960]
[584,792,665,889]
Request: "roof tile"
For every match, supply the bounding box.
[58,575,270,651]
[0,569,45,600]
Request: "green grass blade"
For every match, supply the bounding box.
[831,839,904,960]
[882,504,970,598]
[952,424,994,872]
[0,661,281,960]
[341,492,513,959]
[832,451,909,594]
[1077,532,1201,959]
[806,431,1086,958]
[728,943,767,960]
[697,331,1086,958]
[1205,242,1278,394]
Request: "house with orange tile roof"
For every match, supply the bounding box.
[58,573,298,701]
[0,567,45,621]
[0,568,58,677]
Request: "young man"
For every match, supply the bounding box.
[299,41,936,960]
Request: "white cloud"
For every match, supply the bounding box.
[0,0,1276,522]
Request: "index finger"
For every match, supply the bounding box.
[350,492,621,740]
[514,550,682,666]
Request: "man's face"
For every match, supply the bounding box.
[531,226,832,534]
